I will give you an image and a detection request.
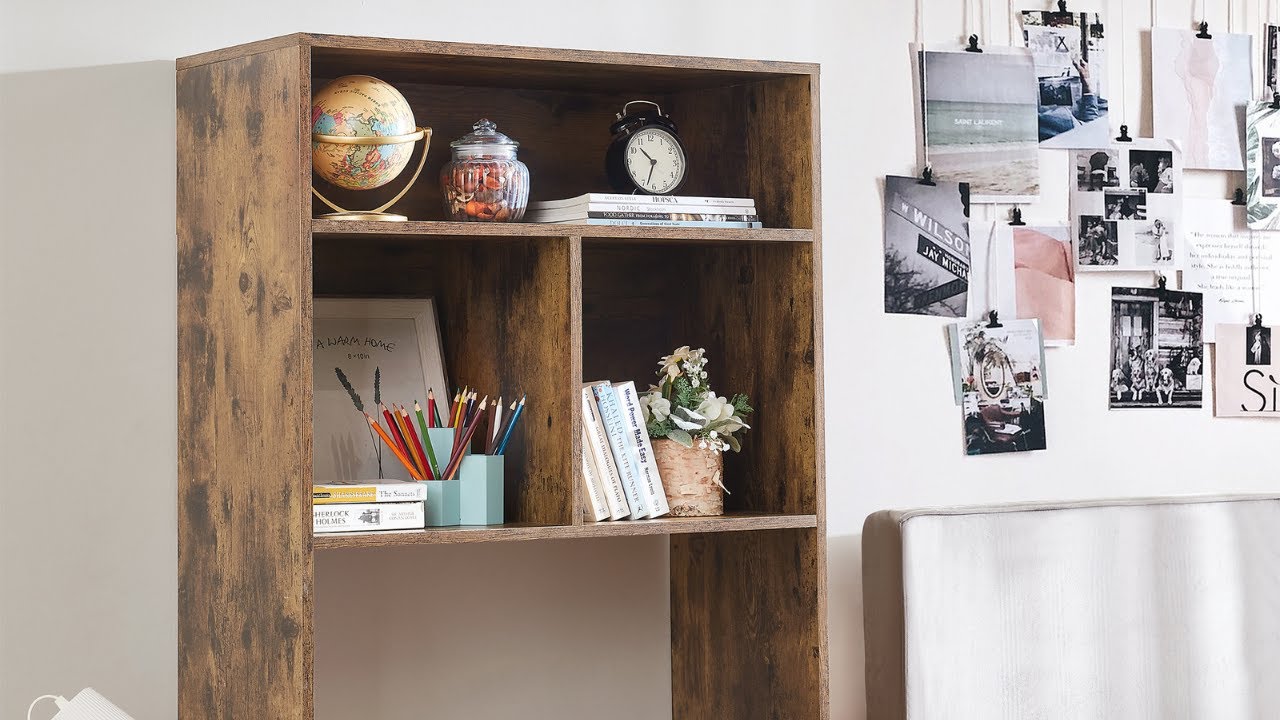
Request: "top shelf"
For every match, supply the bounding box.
[312,219,813,244]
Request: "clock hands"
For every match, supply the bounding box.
[640,147,658,185]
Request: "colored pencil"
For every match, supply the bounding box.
[365,413,423,481]
[399,405,433,480]
[415,401,441,478]
[442,397,488,480]
[472,399,491,455]
[456,394,486,455]
[426,389,438,428]
[494,395,526,455]
[381,404,408,455]
[390,405,424,477]
[465,391,476,423]
[451,390,465,428]
[431,391,443,428]
[486,396,503,454]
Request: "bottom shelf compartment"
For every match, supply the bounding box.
[312,511,817,550]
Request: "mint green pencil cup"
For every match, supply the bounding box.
[422,428,463,527]
[458,455,504,525]
[424,480,461,527]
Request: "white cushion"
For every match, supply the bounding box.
[863,496,1280,720]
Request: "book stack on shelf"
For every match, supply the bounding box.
[312,480,427,533]
[526,193,761,228]
[580,380,670,522]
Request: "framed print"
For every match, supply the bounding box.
[313,298,449,483]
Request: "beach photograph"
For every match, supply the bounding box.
[922,49,1041,202]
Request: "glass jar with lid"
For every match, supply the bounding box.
[440,119,530,222]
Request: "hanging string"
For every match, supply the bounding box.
[1008,0,1019,46]
[983,0,991,46]
[1249,228,1263,321]
[1196,0,1206,25]
[917,0,931,172]
[1151,0,1157,26]
[984,219,1000,315]
[1117,0,1130,125]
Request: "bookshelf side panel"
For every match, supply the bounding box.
[177,46,313,720]
[671,528,824,718]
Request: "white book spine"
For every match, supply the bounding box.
[313,501,426,533]
[312,482,428,505]
[580,427,611,522]
[592,383,650,519]
[552,219,762,229]
[613,381,669,518]
[582,389,630,520]
[558,193,756,207]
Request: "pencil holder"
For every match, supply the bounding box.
[423,479,461,527]
[424,427,459,474]
[458,455,504,525]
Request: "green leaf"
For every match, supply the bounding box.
[666,428,694,447]
[725,434,742,452]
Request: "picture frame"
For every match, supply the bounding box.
[312,298,449,483]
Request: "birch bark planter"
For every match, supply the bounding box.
[652,439,725,517]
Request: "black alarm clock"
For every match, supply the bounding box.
[605,100,687,195]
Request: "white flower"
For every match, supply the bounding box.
[690,377,700,388]
[640,392,671,423]
[709,430,718,439]
[698,440,707,449]
[696,394,732,423]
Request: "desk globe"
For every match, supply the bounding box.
[311,75,431,221]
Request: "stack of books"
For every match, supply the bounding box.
[526,193,761,228]
[312,479,427,533]
[580,380,669,522]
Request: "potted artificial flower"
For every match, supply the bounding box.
[639,346,752,517]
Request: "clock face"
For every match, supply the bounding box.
[624,127,686,194]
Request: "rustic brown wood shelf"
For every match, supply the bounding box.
[313,219,814,244]
[314,512,819,550]
[178,32,826,720]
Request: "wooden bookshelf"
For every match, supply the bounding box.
[177,33,825,719]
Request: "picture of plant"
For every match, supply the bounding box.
[335,365,384,478]
[639,346,752,453]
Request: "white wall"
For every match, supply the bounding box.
[2,1,1277,718]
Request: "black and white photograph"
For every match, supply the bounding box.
[1135,217,1175,266]
[1248,325,1273,366]
[1109,286,1204,409]
[1078,215,1118,266]
[1072,140,1183,270]
[1128,149,1175,193]
[949,318,1047,455]
[883,174,971,317]
[1262,136,1280,198]
[1268,25,1280,93]
[1105,189,1146,220]
[1021,11,1110,149]
[1075,148,1119,190]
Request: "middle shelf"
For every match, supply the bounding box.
[312,219,814,244]
[314,511,819,550]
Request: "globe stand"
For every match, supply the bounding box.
[312,127,432,222]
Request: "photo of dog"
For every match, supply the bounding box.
[1110,286,1205,409]
[1155,366,1177,404]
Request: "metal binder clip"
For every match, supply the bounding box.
[1232,189,1247,206]
[1009,207,1026,226]
[1156,273,1168,291]
[987,310,1002,328]
[1196,21,1212,39]
[1271,92,1280,110]
[919,166,936,186]
[965,35,984,53]
[1255,314,1265,328]
[1057,0,1067,12]
[1115,124,1133,142]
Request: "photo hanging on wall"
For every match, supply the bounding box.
[1020,10,1109,149]
[918,48,1041,202]
[966,222,1076,346]
[1071,139,1183,270]
[1214,322,1279,418]
[1182,198,1278,343]
[947,318,1048,455]
[1245,99,1280,229]
[1266,24,1280,94]
[1151,28,1252,171]
[1108,285,1204,409]
[883,174,971,318]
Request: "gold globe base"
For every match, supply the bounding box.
[311,127,431,221]
[316,211,409,222]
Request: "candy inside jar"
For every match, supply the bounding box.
[441,119,530,222]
